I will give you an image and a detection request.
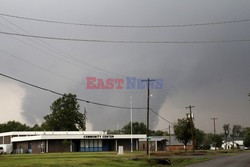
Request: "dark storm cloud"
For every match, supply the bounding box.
[0,0,250,132]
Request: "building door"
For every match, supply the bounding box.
[72,140,80,152]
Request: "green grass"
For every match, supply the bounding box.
[0,152,146,167]
[0,151,211,167]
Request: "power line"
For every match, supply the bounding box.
[0,19,145,97]
[0,19,152,97]
[0,72,173,128]
[0,18,127,77]
[0,72,146,110]
[0,72,173,125]
[1,13,250,28]
[0,22,102,75]
[0,49,83,85]
[150,108,174,125]
[1,31,250,44]
[161,126,173,131]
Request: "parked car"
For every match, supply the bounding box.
[0,147,4,155]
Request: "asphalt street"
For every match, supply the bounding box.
[187,153,250,167]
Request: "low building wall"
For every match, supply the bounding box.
[0,144,12,153]
[48,140,70,153]
[0,136,11,144]
[166,145,193,151]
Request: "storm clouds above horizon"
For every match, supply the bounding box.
[0,0,250,133]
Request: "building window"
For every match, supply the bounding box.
[28,142,32,149]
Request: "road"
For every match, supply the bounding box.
[187,153,250,167]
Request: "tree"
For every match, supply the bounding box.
[40,122,49,131]
[232,125,243,137]
[173,118,192,148]
[202,133,222,150]
[0,121,30,133]
[231,124,242,149]
[242,127,250,137]
[122,122,147,134]
[109,122,167,136]
[244,132,250,147]
[150,130,168,136]
[211,134,223,148]
[43,93,86,131]
[194,128,205,150]
[30,124,43,131]
[223,124,230,136]
[202,133,213,149]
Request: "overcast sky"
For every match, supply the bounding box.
[0,0,250,133]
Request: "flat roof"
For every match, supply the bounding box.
[0,131,106,137]
[11,134,146,142]
[0,131,146,142]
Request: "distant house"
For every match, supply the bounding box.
[222,137,245,150]
[166,135,193,151]
[139,136,168,151]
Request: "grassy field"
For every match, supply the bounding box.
[0,151,210,167]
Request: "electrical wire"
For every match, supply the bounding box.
[0,18,127,77]
[0,72,174,127]
[1,13,250,28]
[1,31,250,44]
[0,49,84,85]
[0,72,146,110]
[150,108,174,125]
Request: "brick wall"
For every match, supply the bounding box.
[139,141,156,151]
[32,141,45,154]
[0,136,11,144]
[166,145,193,151]
[15,141,28,153]
[117,139,137,151]
[4,136,11,144]
[0,137,3,144]
[48,140,70,153]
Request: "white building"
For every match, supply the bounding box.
[221,140,245,150]
[0,131,146,154]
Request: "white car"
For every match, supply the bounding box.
[0,147,4,155]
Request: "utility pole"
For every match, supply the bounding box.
[185,105,195,151]
[130,96,133,153]
[211,118,218,135]
[169,124,171,151]
[141,78,155,155]
[211,117,218,150]
[232,125,236,151]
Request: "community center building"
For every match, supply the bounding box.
[0,131,146,154]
